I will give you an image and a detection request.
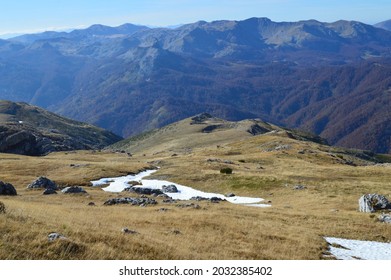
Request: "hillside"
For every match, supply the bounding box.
[0,18,390,153]
[1,112,390,260]
[0,100,122,155]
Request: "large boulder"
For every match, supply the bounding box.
[0,181,17,196]
[162,184,178,193]
[358,194,391,213]
[27,176,58,190]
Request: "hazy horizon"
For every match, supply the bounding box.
[0,0,389,38]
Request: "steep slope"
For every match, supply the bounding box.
[0,100,122,155]
[0,18,391,153]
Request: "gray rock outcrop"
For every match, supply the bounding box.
[61,186,87,194]
[124,186,163,196]
[27,176,58,190]
[162,184,178,193]
[358,194,391,213]
[0,181,17,196]
[104,197,157,206]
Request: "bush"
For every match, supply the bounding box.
[220,167,233,174]
[0,201,5,214]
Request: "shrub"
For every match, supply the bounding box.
[220,167,233,174]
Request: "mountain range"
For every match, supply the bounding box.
[0,17,390,153]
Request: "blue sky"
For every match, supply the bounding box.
[0,0,390,37]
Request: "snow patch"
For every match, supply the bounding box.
[91,169,270,207]
[325,237,391,260]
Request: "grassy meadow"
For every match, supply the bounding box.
[0,128,391,260]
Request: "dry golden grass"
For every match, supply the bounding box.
[1,132,391,260]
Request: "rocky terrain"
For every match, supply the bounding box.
[0,100,122,155]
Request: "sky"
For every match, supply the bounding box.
[0,0,390,37]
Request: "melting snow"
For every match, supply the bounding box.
[91,169,270,207]
[325,237,391,260]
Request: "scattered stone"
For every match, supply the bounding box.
[176,203,201,209]
[293,185,306,190]
[162,184,178,193]
[378,214,391,224]
[163,199,177,204]
[190,196,225,203]
[27,176,58,190]
[88,202,96,206]
[61,186,87,194]
[0,201,5,214]
[0,181,17,196]
[48,232,66,242]
[124,186,163,196]
[190,196,209,201]
[122,228,138,234]
[104,197,157,206]
[43,189,57,195]
[158,208,169,212]
[358,194,391,213]
[170,229,181,235]
[225,193,236,197]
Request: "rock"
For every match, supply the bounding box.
[358,194,391,213]
[210,197,225,203]
[162,184,178,193]
[88,202,96,206]
[0,181,17,196]
[27,176,58,190]
[190,196,209,201]
[293,185,306,190]
[43,189,57,195]
[124,186,163,196]
[190,196,225,203]
[176,203,201,209]
[104,197,157,206]
[157,193,171,199]
[48,232,66,241]
[190,113,213,124]
[163,199,177,204]
[122,228,138,234]
[61,186,87,194]
[225,193,236,197]
[378,214,391,224]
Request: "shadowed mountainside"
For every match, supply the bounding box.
[0,100,122,155]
